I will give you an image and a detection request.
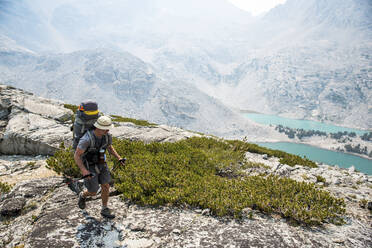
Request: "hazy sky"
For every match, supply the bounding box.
[228,0,287,16]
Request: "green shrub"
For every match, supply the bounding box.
[316,176,326,183]
[241,161,270,170]
[227,140,317,168]
[26,161,38,169]
[111,137,344,225]
[0,181,12,194]
[47,136,344,225]
[46,143,80,178]
[359,199,368,208]
[63,104,78,123]
[63,104,78,114]
[31,215,38,223]
[46,142,116,178]
[301,174,310,180]
[63,105,155,127]
[110,115,156,127]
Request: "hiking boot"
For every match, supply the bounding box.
[101,207,115,219]
[78,192,86,209]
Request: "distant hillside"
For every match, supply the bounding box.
[0,46,280,139]
[149,0,372,129]
[0,0,371,130]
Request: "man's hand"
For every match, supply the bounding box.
[119,158,126,166]
[82,169,93,179]
[74,148,93,179]
[108,145,125,165]
[111,158,126,173]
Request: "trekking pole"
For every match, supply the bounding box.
[112,158,126,173]
[64,173,95,194]
[108,158,126,187]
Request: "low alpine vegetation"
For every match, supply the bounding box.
[63,104,79,114]
[46,142,80,178]
[63,104,78,123]
[316,175,327,183]
[63,104,156,127]
[0,181,12,194]
[47,136,345,225]
[233,140,317,168]
[110,115,156,127]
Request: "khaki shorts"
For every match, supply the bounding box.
[84,163,112,193]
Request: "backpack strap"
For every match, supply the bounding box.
[101,135,109,150]
[86,130,96,152]
[86,130,109,151]
[82,131,110,167]
[75,115,86,134]
[82,130,98,165]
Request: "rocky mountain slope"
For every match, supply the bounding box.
[0,84,371,247]
[0,84,203,155]
[0,48,280,139]
[1,0,370,131]
[150,0,372,129]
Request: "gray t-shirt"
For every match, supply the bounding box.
[77,130,112,151]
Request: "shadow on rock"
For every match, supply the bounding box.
[76,210,127,248]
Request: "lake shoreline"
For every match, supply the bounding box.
[249,127,372,160]
[254,139,372,175]
[238,110,372,133]
[242,113,372,162]
[256,139,372,161]
[300,137,372,161]
[238,109,261,114]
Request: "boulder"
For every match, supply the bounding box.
[0,197,26,217]
[0,85,73,155]
[110,123,200,143]
[348,165,356,173]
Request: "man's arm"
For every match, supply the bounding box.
[107,145,122,161]
[74,148,91,176]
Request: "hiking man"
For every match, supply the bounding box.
[74,115,125,218]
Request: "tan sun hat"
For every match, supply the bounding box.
[94,116,113,130]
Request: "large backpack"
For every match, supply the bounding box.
[72,101,100,150]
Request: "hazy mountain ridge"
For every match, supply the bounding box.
[0,0,252,52]
[0,0,371,132]
[151,41,371,129]
[265,0,372,30]
[233,44,371,127]
[0,45,280,139]
[148,0,372,129]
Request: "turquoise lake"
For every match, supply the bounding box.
[243,113,369,135]
[242,113,371,175]
[257,142,372,175]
